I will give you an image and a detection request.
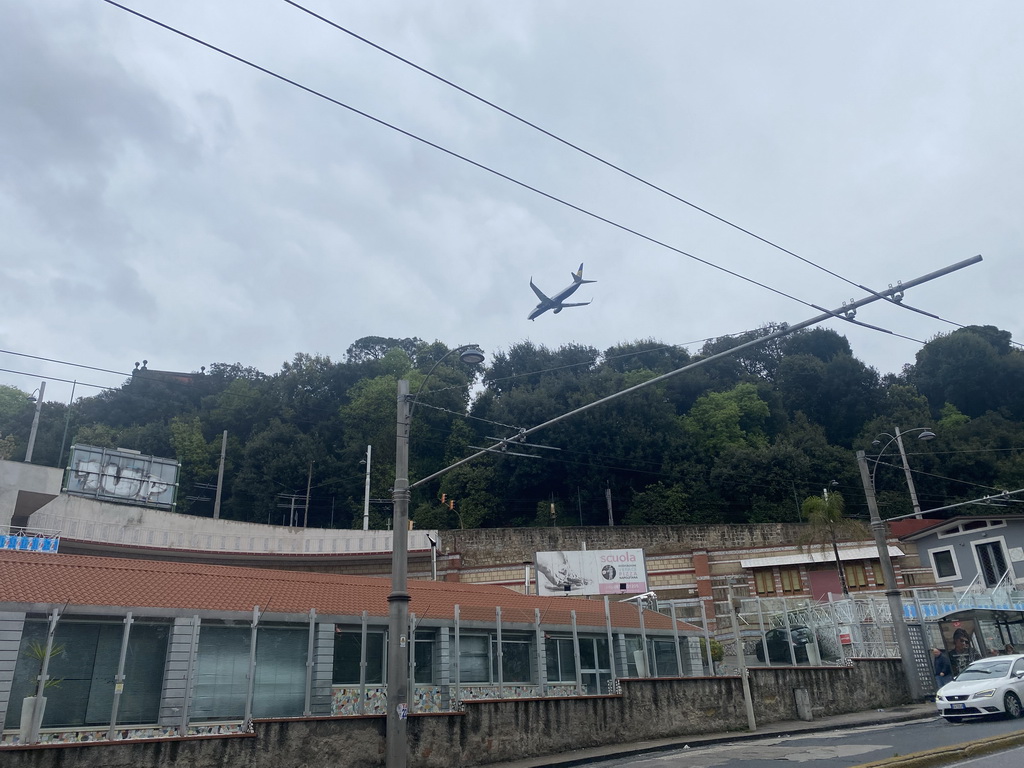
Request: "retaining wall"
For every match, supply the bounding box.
[0,659,908,768]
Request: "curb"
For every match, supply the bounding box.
[853,729,1024,768]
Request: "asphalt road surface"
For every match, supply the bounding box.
[576,715,1024,768]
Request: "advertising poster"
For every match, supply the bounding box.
[534,549,648,595]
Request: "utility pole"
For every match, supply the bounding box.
[24,380,45,463]
[213,430,227,519]
[304,460,313,528]
[856,449,926,700]
[363,445,372,531]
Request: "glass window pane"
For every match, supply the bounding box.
[653,640,678,676]
[459,636,489,683]
[253,628,307,718]
[192,626,250,721]
[332,630,384,684]
[414,638,433,684]
[501,641,532,683]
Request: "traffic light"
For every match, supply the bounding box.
[449,499,455,510]
[440,493,447,504]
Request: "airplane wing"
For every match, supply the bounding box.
[559,301,593,308]
[529,279,550,302]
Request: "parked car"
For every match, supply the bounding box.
[755,625,814,663]
[936,654,1024,723]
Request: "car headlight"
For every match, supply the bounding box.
[971,689,995,699]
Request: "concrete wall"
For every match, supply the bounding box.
[0,660,908,768]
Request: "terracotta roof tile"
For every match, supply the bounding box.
[0,552,698,632]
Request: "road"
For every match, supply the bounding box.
[576,715,1024,768]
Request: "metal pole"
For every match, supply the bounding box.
[358,610,368,714]
[24,380,45,463]
[386,379,412,768]
[28,607,59,743]
[571,610,583,694]
[894,427,924,518]
[363,445,372,531]
[213,430,227,519]
[304,608,316,716]
[604,596,617,684]
[728,586,757,731]
[243,606,260,728]
[856,449,926,700]
[58,380,76,468]
[107,611,134,740]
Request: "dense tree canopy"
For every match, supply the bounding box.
[3,326,1022,530]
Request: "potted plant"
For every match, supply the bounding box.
[19,639,64,742]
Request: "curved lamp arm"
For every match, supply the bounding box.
[870,426,935,517]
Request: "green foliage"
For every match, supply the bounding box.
[699,637,724,664]
[12,323,1022,531]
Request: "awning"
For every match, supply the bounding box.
[739,545,904,569]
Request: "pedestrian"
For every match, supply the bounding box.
[933,647,952,693]
[1005,643,1016,654]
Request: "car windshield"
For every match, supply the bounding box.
[957,660,1010,680]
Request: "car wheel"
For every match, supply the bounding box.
[943,716,963,724]
[1004,692,1023,719]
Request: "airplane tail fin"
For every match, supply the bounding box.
[572,263,597,284]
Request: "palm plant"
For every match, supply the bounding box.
[800,490,869,596]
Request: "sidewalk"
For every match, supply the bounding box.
[487,702,941,768]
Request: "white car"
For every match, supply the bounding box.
[936,654,1024,723]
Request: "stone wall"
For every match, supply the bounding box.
[0,660,908,768]
[442,524,807,567]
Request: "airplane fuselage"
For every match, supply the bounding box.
[528,264,596,320]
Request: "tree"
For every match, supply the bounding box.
[799,491,868,596]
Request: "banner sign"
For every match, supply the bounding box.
[534,549,648,595]
[0,534,59,553]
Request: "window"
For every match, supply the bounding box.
[931,548,959,581]
[459,634,534,684]
[192,624,307,720]
[458,635,491,683]
[546,636,577,683]
[333,629,384,684]
[780,567,802,594]
[413,636,434,684]
[493,636,532,683]
[843,563,868,589]
[5,619,169,730]
[650,639,679,676]
[546,636,611,692]
[754,570,776,596]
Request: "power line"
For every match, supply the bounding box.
[98,0,915,342]
[282,0,1001,343]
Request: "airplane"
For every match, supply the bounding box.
[528,263,596,320]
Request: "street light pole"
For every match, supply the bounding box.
[386,380,413,768]
[362,444,372,531]
[894,427,925,518]
[856,449,926,700]
[873,426,934,519]
[24,380,45,464]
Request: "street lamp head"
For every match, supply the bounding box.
[916,430,936,441]
[458,345,485,365]
[26,389,40,403]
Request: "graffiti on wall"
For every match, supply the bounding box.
[73,459,171,502]
[65,445,179,508]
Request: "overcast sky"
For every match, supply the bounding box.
[2,1,1022,406]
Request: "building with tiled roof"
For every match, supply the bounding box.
[0,550,703,746]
